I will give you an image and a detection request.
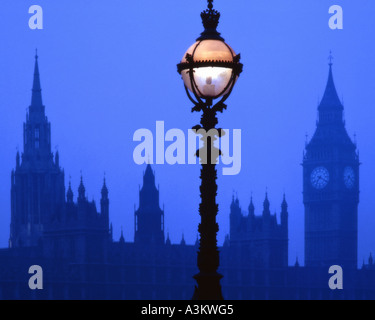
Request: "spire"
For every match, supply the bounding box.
[119,227,125,244]
[262,191,271,220]
[263,192,270,212]
[145,163,153,175]
[248,195,255,216]
[101,176,109,199]
[281,193,288,228]
[67,180,73,203]
[180,233,186,246]
[78,175,86,201]
[31,50,43,108]
[369,253,373,266]
[143,164,156,185]
[307,53,354,147]
[282,193,288,211]
[139,164,159,207]
[135,164,164,245]
[318,52,343,112]
[230,192,241,213]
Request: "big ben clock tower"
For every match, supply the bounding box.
[303,59,359,269]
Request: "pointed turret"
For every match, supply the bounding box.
[248,196,255,217]
[369,253,373,266]
[230,194,242,242]
[139,164,159,206]
[31,50,43,109]
[282,193,288,210]
[281,194,288,231]
[78,175,86,202]
[67,181,73,203]
[23,52,52,158]
[230,195,241,216]
[119,227,125,244]
[230,194,241,213]
[319,59,343,110]
[263,192,270,217]
[144,164,156,186]
[100,176,109,229]
[101,177,109,199]
[134,165,165,245]
[247,195,255,231]
[317,56,345,127]
[180,233,186,246]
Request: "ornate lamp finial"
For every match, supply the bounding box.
[198,0,223,41]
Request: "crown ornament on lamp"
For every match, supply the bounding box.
[198,0,222,41]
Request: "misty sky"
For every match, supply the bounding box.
[1,0,375,267]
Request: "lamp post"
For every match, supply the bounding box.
[177,0,243,300]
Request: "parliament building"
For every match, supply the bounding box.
[0,55,374,300]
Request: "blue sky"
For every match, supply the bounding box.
[1,0,375,266]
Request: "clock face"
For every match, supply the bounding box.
[344,166,355,189]
[311,167,330,190]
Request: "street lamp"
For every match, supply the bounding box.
[177,0,243,300]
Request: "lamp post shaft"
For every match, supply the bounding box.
[177,0,243,301]
[193,108,224,300]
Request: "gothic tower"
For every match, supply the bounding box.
[134,165,165,245]
[303,60,359,269]
[101,177,110,231]
[10,53,65,248]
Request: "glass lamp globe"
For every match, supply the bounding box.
[180,40,238,99]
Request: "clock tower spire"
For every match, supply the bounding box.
[303,58,359,269]
[9,53,65,248]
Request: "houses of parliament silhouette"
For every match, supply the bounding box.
[0,54,375,300]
